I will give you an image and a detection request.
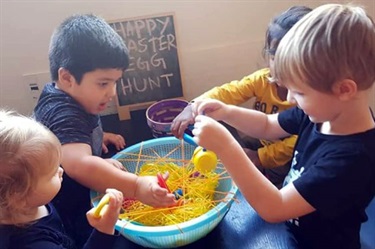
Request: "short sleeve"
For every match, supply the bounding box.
[278,107,307,135]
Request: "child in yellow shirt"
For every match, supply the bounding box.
[172,6,312,188]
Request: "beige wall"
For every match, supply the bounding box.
[0,0,374,115]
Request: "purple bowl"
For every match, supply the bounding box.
[146,99,188,138]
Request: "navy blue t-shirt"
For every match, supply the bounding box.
[279,107,375,249]
[33,83,104,247]
[0,204,116,249]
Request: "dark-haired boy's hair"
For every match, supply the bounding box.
[263,6,312,57]
[49,14,129,83]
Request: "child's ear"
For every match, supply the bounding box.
[57,68,75,88]
[332,79,357,101]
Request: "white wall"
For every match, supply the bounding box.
[0,0,374,115]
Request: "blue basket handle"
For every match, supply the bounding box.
[183,133,197,147]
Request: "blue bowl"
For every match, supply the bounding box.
[91,137,238,248]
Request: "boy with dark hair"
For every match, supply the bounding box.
[34,14,175,247]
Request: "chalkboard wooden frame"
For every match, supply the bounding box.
[108,13,184,120]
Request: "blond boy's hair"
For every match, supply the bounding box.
[274,4,375,93]
[0,110,61,224]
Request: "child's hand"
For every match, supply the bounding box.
[192,99,228,121]
[86,188,123,235]
[171,104,194,139]
[103,132,126,153]
[192,115,235,155]
[134,173,176,207]
[104,158,125,170]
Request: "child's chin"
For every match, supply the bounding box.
[308,115,322,123]
[97,105,107,113]
[88,107,103,115]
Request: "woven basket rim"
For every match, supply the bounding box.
[146,99,188,126]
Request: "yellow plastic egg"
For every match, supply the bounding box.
[192,146,218,173]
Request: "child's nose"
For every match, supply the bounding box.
[287,91,296,104]
[108,84,117,97]
[58,167,64,177]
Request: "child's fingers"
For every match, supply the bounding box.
[93,189,123,218]
[152,183,176,205]
[87,189,123,235]
[104,159,124,170]
[113,134,125,150]
[102,142,109,154]
[161,171,170,182]
[104,133,126,150]
[195,101,210,115]
[105,188,123,208]
[106,188,124,206]
[112,159,124,170]
[93,194,111,218]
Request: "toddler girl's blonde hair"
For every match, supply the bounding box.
[0,110,61,225]
[275,4,375,92]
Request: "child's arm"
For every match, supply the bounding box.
[61,144,176,207]
[219,136,315,223]
[171,72,261,139]
[257,135,298,168]
[192,102,315,222]
[196,71,264,106]
[193,99,288,141]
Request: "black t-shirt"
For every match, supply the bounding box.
[278,107,375,249]
[33,83,103,247]
[0,204,115,249]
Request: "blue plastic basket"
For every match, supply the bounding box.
[91,137,238,248]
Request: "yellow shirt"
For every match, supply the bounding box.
[196,68,297,168]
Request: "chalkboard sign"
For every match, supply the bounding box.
[109,13,184,120]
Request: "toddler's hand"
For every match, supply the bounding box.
[134,174,176,207]
[86,188,123,235]
[192,115,235,155]
[103,132,126,153]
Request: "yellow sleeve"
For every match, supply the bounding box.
[195,68,270,105]
[257,135,297,168]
